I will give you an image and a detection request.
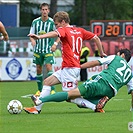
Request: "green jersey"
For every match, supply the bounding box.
[30,17,55,54]
[98,55,133,95]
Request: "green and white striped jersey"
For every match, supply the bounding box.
[30,17,55,54]
[98,55,133,95]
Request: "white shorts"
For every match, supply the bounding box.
[53,68,80,91]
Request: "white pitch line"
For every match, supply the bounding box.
[111,98,131,101]
[21,94,33,98]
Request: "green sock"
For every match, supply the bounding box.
[51,86,55,91]
[47,71,55,91]
[40,92,68,103]
[47,71,53,77]
[36,74,43,92]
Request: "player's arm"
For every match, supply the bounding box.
[0,21,9,41]
[29,37,36,47]
[29,25,36,47]
[51,37,60,52]
[28,31,58,40]
[81,55,115,69]
[91,35,106,57]
[81,60,100,69]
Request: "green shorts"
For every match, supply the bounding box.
[33,53,55,66]
[78,75,114,104]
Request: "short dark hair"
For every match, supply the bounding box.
[40,3,49,9]
[118,49,131,62]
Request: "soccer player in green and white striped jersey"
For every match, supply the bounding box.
[29,3,59,96]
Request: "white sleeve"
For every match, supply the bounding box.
[98,55,115,65]
[127,78,133,94]
[29,24,35,34]
[53,25,56,30]
[29,21,35,34]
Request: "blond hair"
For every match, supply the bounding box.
[53,11,70,23]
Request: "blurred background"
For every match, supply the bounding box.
[0,0,133,57]
[0,0,133,81]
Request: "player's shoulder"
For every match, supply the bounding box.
[58,26,82,32]
[67,26,84,33]
[107,55,126,63]
[75,26,85,31]
[106,55,116,61]
[48,17,54,21]
[48,17,54,23]
[98,55,115,64]
[73,27,89,34]
[32,17,41,23]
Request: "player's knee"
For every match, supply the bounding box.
[36,65,42,74]
[68,89,81,99]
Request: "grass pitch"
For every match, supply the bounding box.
[0,81,132,133]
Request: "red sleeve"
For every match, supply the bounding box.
[81,28,95,40]
[56,27,66,38]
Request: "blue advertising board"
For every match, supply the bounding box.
[0,4,19,27]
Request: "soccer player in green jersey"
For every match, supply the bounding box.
[29,3,59,95]
[31,49,133,113]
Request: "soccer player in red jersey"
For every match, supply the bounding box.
[24,11,106,114]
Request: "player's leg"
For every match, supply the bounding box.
[94,81,113,112]
[89,81,112,111]
[70,98,96,110]
[39,74,60,97]
[33,53,44,95]
[24,88,94,114]
[30,68,81,105]
[80,68,87,81]
[45,55,56,94]
[58,69,97,111]
[30,88,80,106]
[95,96,109,110]
[80,69,84,81]
[36,65,43,92]
[78,75,114,112]
[24,75,96,113]
[46,64,55,94]
[58,68,97,111]
[24,71,61,114]
[70,96,107,113]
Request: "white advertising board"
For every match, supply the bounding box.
[0,58,36,81]
[0,57,133,81]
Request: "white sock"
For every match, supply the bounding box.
[70,98,96,111]
[40,85,51,97]
[35,85,51,111]
[35,103,44,111]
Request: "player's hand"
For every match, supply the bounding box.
[0,36,3,40]
[0,35,9,41]
[51,44,57,52]
[100,53,107,58]
[31,41,36,47]
[28,34,40,40]
[3,35,9,41]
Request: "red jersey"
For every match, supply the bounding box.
[56,26,95,68]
